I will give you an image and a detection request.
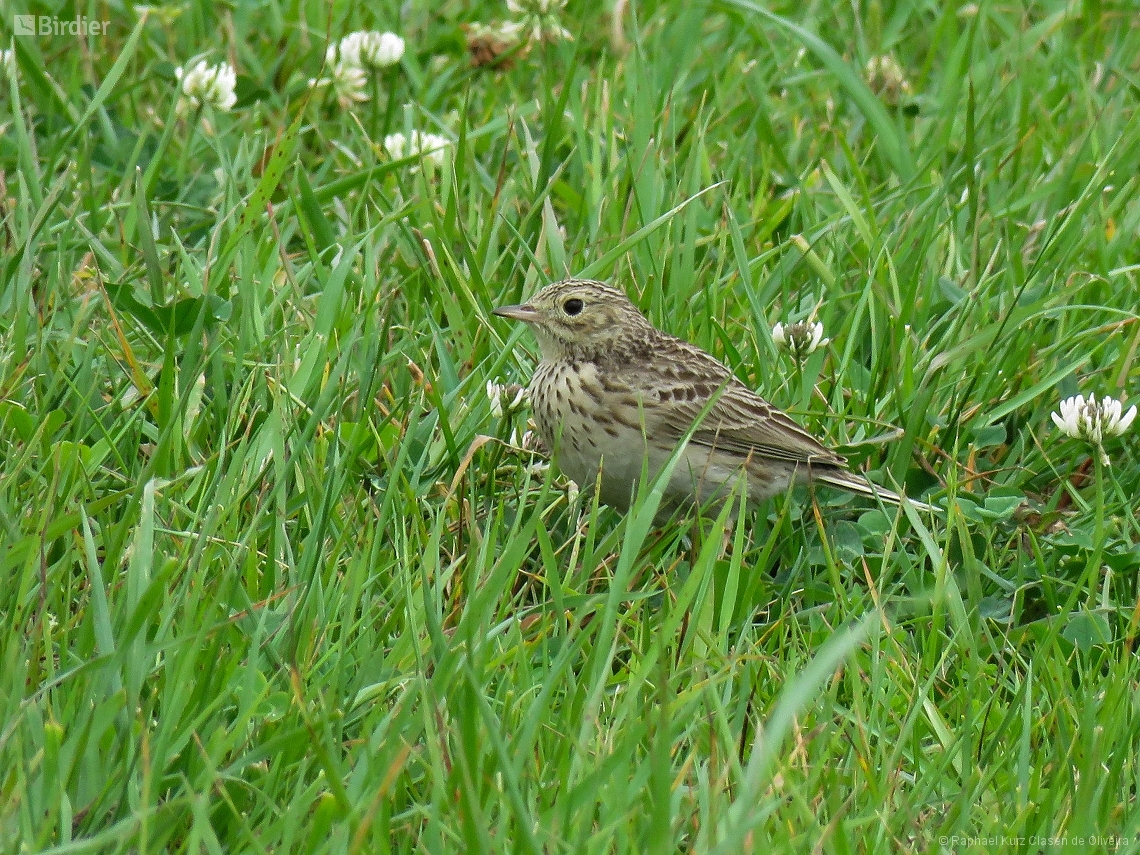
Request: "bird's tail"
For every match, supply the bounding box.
[815,467,940,514]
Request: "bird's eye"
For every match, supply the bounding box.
[563,298,584,316]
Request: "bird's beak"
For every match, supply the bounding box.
[493,303,540,323]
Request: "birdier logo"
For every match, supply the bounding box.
[14,14,108,36]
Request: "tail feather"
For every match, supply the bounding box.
[815,467,939,514]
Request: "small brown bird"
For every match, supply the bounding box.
[494,278,934,516]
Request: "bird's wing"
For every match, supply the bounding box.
[642,338,847,468]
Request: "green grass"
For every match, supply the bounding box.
[3,0,1140,851]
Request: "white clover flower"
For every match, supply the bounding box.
[772,320,829,361]
[487,380,527,418]
[506,0,572,43]
[328,31,403,76]
[383,131,408,159]
[315,40,371,107]
[1,50,15,81]
[358,31,405,69]
[414,132,450,166]
[175,60,237,116]
[333,32,367,68]
[383,130,451,166]
[329,59,369,107]
[1052,394,1136,462]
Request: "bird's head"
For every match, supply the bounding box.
[493,279,653,362]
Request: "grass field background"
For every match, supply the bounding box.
[3,0,1139,851]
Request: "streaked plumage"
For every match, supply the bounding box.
[494,278,932,515]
